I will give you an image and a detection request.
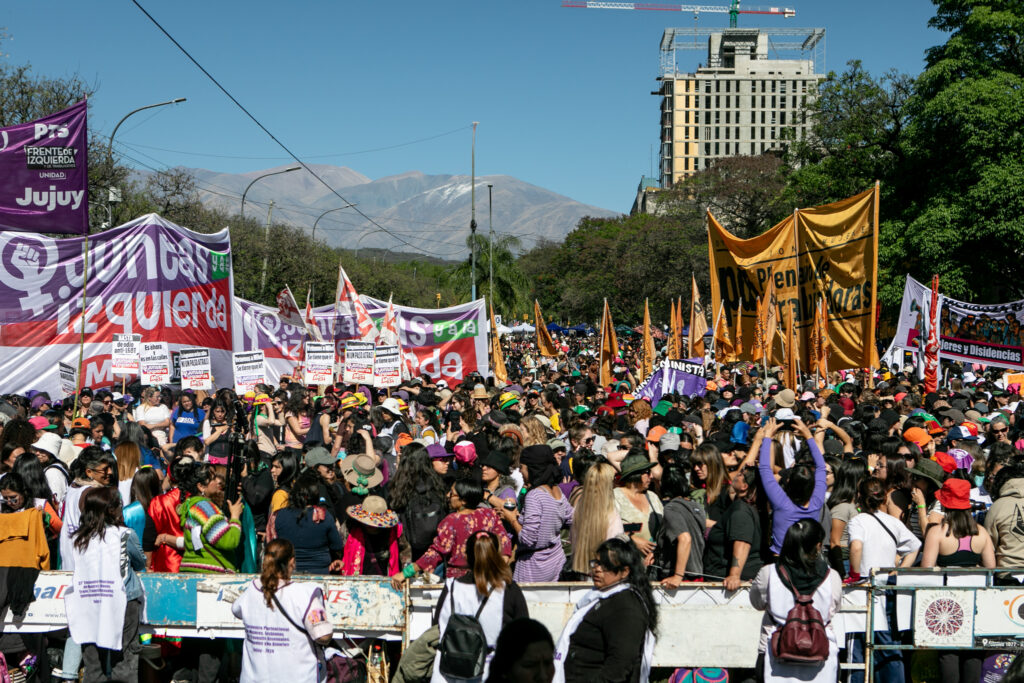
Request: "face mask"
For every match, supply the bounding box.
[974,474,985,488]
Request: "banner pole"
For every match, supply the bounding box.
[73,234,90,418]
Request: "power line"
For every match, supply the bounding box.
[129,0,465,258]
[119,124,472,160]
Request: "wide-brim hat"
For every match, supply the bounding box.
[937,479,971,510]
[618,452,655,479]
[471,385,490,400]
[908,457,946,488]
[347,495,399,528]
[340,453,384,489]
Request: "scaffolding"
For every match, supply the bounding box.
[660,26,825,77]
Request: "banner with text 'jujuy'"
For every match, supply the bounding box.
[0,213,233,396]
[708,186,879,371]
[0,101,89,234]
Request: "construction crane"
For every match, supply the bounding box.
[561,0,795,28]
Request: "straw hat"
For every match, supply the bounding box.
[346,496,399,528]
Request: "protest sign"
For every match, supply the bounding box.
[303,341,335,385]
[0,214,233,397]
[373,346,401,388]
[709,186,879,370]
[232,351,265,394]
[0,101,89,234]
[58,361,77,398]
[178,348,213,391]
[892,275,1024,371]
[111,334,142,376]
[635,358,708,404]
[139,342,171,385]
[343,341,375,384]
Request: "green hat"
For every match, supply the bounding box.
[653,401,672,417]
[573,405,590,415]
[571,370,582,377]
[618,452,655,480]
[908,458,946,488]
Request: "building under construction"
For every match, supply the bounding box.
[656,24,825,187]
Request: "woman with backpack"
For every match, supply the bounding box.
[749,519,841,683]
[656,464,706,587]
[431,531,528,683]
[232,538,333,683]
[389,445,447,561]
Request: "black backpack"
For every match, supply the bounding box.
[403,484,444,555]
[438,585,492,680]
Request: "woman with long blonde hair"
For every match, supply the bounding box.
[519,416,548,447]
[570,463,624,576]
[115,441,142,506]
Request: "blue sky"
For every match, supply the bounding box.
[4,1,943,217]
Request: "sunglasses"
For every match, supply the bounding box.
[2,496,20,505]
[993,428,1008,435]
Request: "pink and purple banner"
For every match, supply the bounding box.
[0,214,233,396]
[0,101,89,235]
[232,295,488,386]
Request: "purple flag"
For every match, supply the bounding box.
[635,358,707,404]
[0,100,89,234]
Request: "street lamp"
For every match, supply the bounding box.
[354,228,388,259]
[107,97,186,228]
[311,204,357,243]
[470,122,478,301]
[240,166,301,220]
[487,183,494,309]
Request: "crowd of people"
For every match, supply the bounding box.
[1,336,1024,683]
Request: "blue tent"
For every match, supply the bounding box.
[546,322,569,333]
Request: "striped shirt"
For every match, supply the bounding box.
[513,487,574,583]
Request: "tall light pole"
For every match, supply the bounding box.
[487,183,494,309]
[470,122,478,301]
[311,204,357,243]
[107,97,186,228]
[240,166,301,220]
[259,200,276,297]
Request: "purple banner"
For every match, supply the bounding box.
[635,358,707,404]
[0,101,89,234]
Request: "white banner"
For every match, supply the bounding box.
[58,361,77,398]
[178,348,213,391]
[139,342,171,385]
[303,341,335,386]
[343,341,375,385]
[110,333,141,376]
[373,346,401,388]
[232,350,265,394]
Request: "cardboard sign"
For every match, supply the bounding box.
[303,341,335,386]
[232,351,265,395]
[343,341,375,384]
[178,348,213,391]
[111,334,142,376]
[373,346,401,388]
[58,361,77,399]
[139,342,171,385]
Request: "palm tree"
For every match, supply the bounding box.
[449,233,529,318]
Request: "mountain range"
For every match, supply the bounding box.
[142,164,621,256]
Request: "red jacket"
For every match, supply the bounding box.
[148,487,183,572]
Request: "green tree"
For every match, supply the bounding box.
[449,233,530,317]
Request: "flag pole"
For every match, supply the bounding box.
[73,234,90,417]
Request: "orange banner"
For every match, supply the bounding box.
[708,185,880,370]
[599,299,620,387]
[490,303,507,385]
[534,300,558,357]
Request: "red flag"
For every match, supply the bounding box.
[335,263,378,343]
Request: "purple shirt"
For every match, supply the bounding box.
[758,437,827,554]
[513,487,574,582]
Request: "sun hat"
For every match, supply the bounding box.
[937,479,971,511]
[353,392,368,406]
[380,397,402,416]
[28,417,49,431]
[902,426,932,449]
[31,432,62,459]
[908,457,946,488]
[618,452,656,479]
[426,443,450,460]
[471,384,490,401]
[254,393,271,406]
[346,496,399,528]
[478,450,511,475]
[340,453,384,491]
[304,446,336,469]
[498,392,519,410]
[340,395,360,410]
[775,388,797,408]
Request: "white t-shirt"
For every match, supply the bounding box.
[135,404,171,445]
[848,512,921,575]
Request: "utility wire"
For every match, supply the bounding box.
[129,0,461,258]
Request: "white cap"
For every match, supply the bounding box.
[774,408,799,422]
